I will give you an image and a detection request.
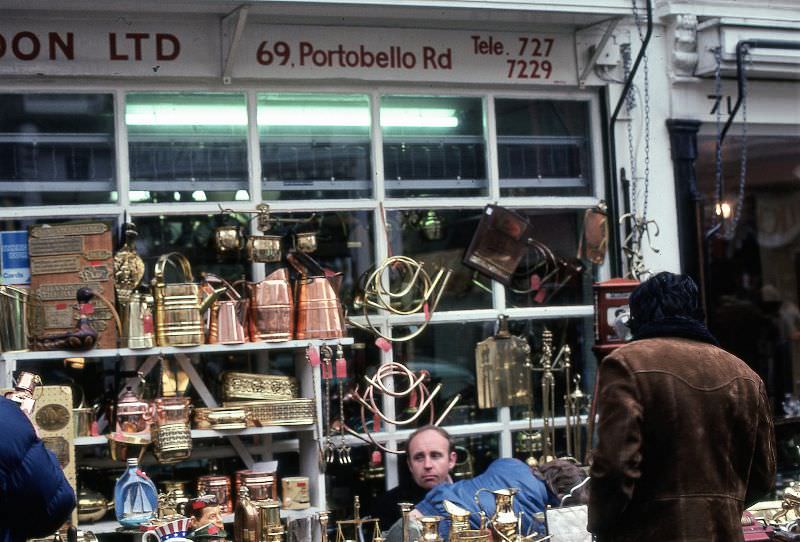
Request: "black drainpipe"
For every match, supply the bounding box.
[605,0,652,278]
[715,39,800,203]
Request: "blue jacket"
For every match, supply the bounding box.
[415,458,558,540]
[0,397,76,542]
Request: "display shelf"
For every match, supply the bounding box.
[80,507,321,534]
[1,338,354,363]
[75,425,314,446]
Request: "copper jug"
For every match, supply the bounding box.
[248,268,294,342]
[204,274,249,345]
[289,252,344,341]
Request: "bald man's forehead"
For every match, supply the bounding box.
[408,429,450,454]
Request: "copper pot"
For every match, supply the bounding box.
[197,475,233,513]
[236,469,278,502]
[154,396,193,425]
[248,268,294,342]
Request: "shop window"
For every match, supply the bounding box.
[259,93,372,200]
[499,209,592,309]
[133,213,250,282]
[696,134,800,424]
[508,317,594,460]
[496,99,592,197]
[381,96,487,198]
[126,93,249,204]
[0,93,115,206]
[270,210,375,316]
[384,208,492,311]
[391,321,500,425]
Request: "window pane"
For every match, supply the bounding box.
[127,93,249,204]
[386,208,493,311]
[0,94,115,206]
[498,209,592,308]
[271,210,375,316]
[496,99,592,197]
[391,321,501,424]
[259,93,372,200]
[133,214,250,282]
[382,96,487,198]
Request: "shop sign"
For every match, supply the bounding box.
[0,17,576,85]
[0,230,30,285]
[232,24,576,85]
[0,17,219,78]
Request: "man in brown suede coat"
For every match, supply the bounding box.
[588,272,775,541]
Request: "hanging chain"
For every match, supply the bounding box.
[725,47,750,240]
[712,46,724,231]
[630,0,651,222]
[619,0,657,280]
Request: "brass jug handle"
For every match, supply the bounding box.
[154,252,195,285]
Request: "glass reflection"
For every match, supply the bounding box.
[127,92,249,203]
[259,93,372,200]
[386,209,492,311]
[498,209,592,308]
[0,93,115,206]
[392,321,499,424]
[382,95,487,198]
[496,99,592,197]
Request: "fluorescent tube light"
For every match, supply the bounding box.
[127,103,458,128]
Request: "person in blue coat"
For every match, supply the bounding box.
[0,396,76,542]
[413,457,561,540]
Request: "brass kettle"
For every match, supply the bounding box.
[78,487,113,523]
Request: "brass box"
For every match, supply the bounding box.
[222,372,299,401]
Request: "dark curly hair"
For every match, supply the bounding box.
[537,459,588,504]
[628,272,704,334]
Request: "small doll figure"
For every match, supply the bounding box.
[186,495,228,542]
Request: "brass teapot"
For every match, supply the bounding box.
[78,487,113,523]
